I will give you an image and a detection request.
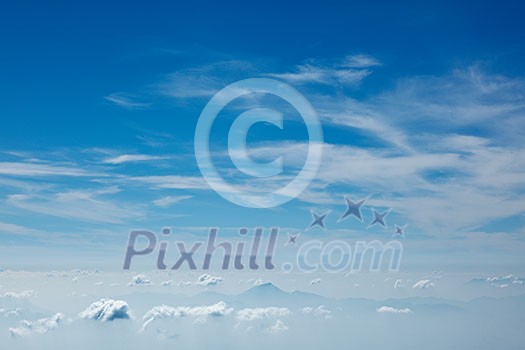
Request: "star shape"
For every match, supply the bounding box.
[393,224,407,237]
[368,208,391,228]
[308,210,330,230]
[286,233,300,245]
[338,195,368,222]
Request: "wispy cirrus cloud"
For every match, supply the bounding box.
[157,72,223,98]
[372,66,525,146]
[152,195,192,207]
[342,54,382,68]
[1,60,523,244]
[236,65,525,234]
[241,133,525,232]
[101,154,169,165]
[0,162,97,177]
[315,95,414,152]
[152,54,378,100]
[6,188,141,224]
[104,93,151,110]
[268,64,371,86]
[128,175,209,190]
[156,60,256,99]
[267,54,379,86]
[0,221,37,236]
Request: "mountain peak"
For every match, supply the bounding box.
[241,282,287,297]
[256,282,278,289]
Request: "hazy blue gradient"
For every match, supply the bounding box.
[1,0,525,348]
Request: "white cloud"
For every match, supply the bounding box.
[102,154,166,164]
[377,306,412,314]
[472,274,525,288]
[236,307,291,322]
[128,274,152,286]
[412,279,435,289]
[104,93,150,110]
[144,301,232,320]
[70,268,100,276]
[156,60,254,99]
[268,63,371,86]
[7,189,139,225]
[141,301,232,332]
[266,54,379,86]
[343,54,381,68]
[153,195,192,208]
[0,221,38,236]
[268,319,288,333]
[289,66,525,235]
[377,66,525,134]
[1,290,37,298]
[78,298,131,322]
[253,134,525,234]
[196,274,223,286]
[128,175,209,190]
[9,313,66,337]
[235,307,291,334]
[0,162,95,177]
[300,305,332,319]
[316,98,414,152]
[0,307,23,317]
[394,279,405,289]
[309,278,321,286]
[486,274,523,285]
[158,72,222,98]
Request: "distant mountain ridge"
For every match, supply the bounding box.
[115,281,525,317]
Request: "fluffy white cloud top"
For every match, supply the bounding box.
[377,306,413,314]
[141,301,232,331]
[196,274,223,286]
[236,307,291,321]
[128,274,152,286]
[412,279,435,289]
[78,299,131,322]
[9,313,66,337]
[300,305,332,319]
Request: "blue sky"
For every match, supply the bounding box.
[1,0,525,272]
[2,3,525,350]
